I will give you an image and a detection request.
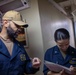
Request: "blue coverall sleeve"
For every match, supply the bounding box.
[22,48,39,74]
[23,50,39,74]
[16,40,39,74]
[25,61,39,74]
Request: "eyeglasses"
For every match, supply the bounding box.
[15,24,28,29]
[15,24,22,29]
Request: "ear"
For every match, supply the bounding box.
[3,20,9,27]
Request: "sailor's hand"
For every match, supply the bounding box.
[47,70,68,75]
[70,65,76,75]
[32,57,41,68]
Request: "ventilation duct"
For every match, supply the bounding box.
[0,0,29,13]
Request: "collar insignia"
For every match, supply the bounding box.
[69,58,76,64]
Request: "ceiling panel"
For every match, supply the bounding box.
[0,0,5,2]
[53,0,68,3]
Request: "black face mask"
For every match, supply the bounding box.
[7,26,18,41]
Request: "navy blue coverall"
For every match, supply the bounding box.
[43,45,76,75]
[0,39,39,75]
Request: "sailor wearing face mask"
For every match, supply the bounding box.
[0,10,41,75]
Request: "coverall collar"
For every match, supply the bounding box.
[0,39,21,60]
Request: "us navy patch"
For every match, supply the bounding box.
[20,54,26,61]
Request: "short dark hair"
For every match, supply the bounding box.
[54,28,70,42]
